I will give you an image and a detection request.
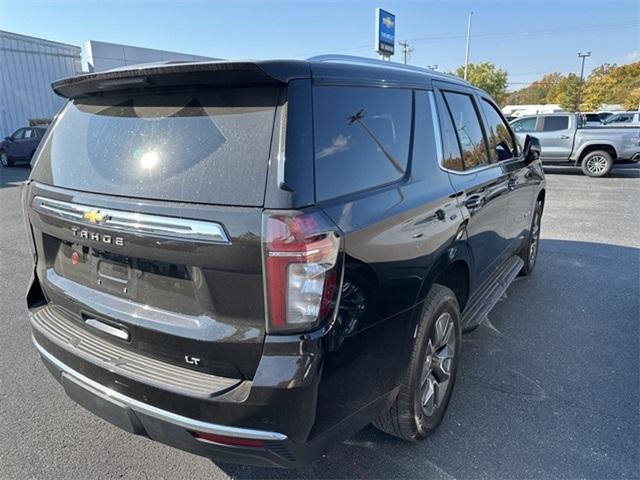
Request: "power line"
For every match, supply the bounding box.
[299,22,637,57]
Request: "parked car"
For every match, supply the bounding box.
[22,56,545,468]
[603,111,640,126]
[0,126,47,167]
[581,112,604,126]
[511,112,640,176]
[597,111,614,122]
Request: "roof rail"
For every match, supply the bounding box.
[307,54,470,85]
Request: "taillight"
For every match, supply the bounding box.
[262,209,343,334]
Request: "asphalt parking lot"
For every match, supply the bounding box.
[1,164,638,479]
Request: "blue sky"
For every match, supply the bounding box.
[2,0,638,88]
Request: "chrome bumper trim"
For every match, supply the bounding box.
[32,336,287,442]
[32,196,230,244]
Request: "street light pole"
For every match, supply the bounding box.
[464,11,473,80]
[576,51,592,111]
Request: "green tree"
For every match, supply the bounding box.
[506,73,562,105]
[546,73,582,110]
[453,62,508,104]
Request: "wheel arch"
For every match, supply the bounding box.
[415,245,472,314]
[576,143,617,163]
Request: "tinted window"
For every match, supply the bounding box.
[434,91,463,171]
[511,117,537,132]
[32,87,279,206]
[442,91,489,169]
[480,99,516,161]
[12,129,25,139]
[543,116,569,131]
[313,86,412,200]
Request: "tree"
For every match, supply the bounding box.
[506,73,562,105]
[582,62,640,110]
[545,73,582,110]
[453,62,508,104]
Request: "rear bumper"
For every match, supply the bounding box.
[34,336,306,467]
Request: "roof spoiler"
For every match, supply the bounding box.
[51,60,311,98]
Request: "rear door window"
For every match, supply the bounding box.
[542,116,569,131]
[442,91,490,169]
[31,87,280,206]
[313,86,412,201]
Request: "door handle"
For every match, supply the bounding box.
[559,135,571,139]
[465,194,485,210]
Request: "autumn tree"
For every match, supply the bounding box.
[545,73,582,110]
[453,62,509,104]
[506,73,562,105]
[582,62,640,110]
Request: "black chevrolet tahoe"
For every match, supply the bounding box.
[22,56,545,468]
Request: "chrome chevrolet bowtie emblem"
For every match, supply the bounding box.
[83,210,109,224]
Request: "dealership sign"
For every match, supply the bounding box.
[375,8,395,56]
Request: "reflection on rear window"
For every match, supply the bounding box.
[32,87,279,206]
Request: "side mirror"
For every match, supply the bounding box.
[523,135,541,165]
[4,136,12,142]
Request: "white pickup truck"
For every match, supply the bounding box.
[511,113,640,177]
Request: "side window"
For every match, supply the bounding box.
[542,116,569,131]
[313,86,412,201]
[23,129,33,139]
[511,117,537,133]
[442,91,489,169]
[480,99,516,161]
[434,91,464,171]
[12,129,25,139]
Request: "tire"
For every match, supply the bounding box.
[519,200,542,276]
[0,151,13,167]
[581,150,613,177]
[373,284,461,441]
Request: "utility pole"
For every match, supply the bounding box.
[464,11,474,80]
[576,51,591,111]
[399,40,413,64]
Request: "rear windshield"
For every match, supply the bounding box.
[32,87,279,206]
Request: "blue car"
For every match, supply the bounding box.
[0,126,47,167]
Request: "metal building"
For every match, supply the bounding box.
[0,30,81,138]
[85,40,215,72]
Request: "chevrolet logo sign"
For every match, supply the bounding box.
[83,210,109,224]
[382,16,394,29]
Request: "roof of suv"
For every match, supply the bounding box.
[51,56,473,98]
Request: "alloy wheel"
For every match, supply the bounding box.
[420,312,456,417]
[586,155,607,175]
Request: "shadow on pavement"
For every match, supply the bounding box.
[215,239,639,480]
[543,163,639,179]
